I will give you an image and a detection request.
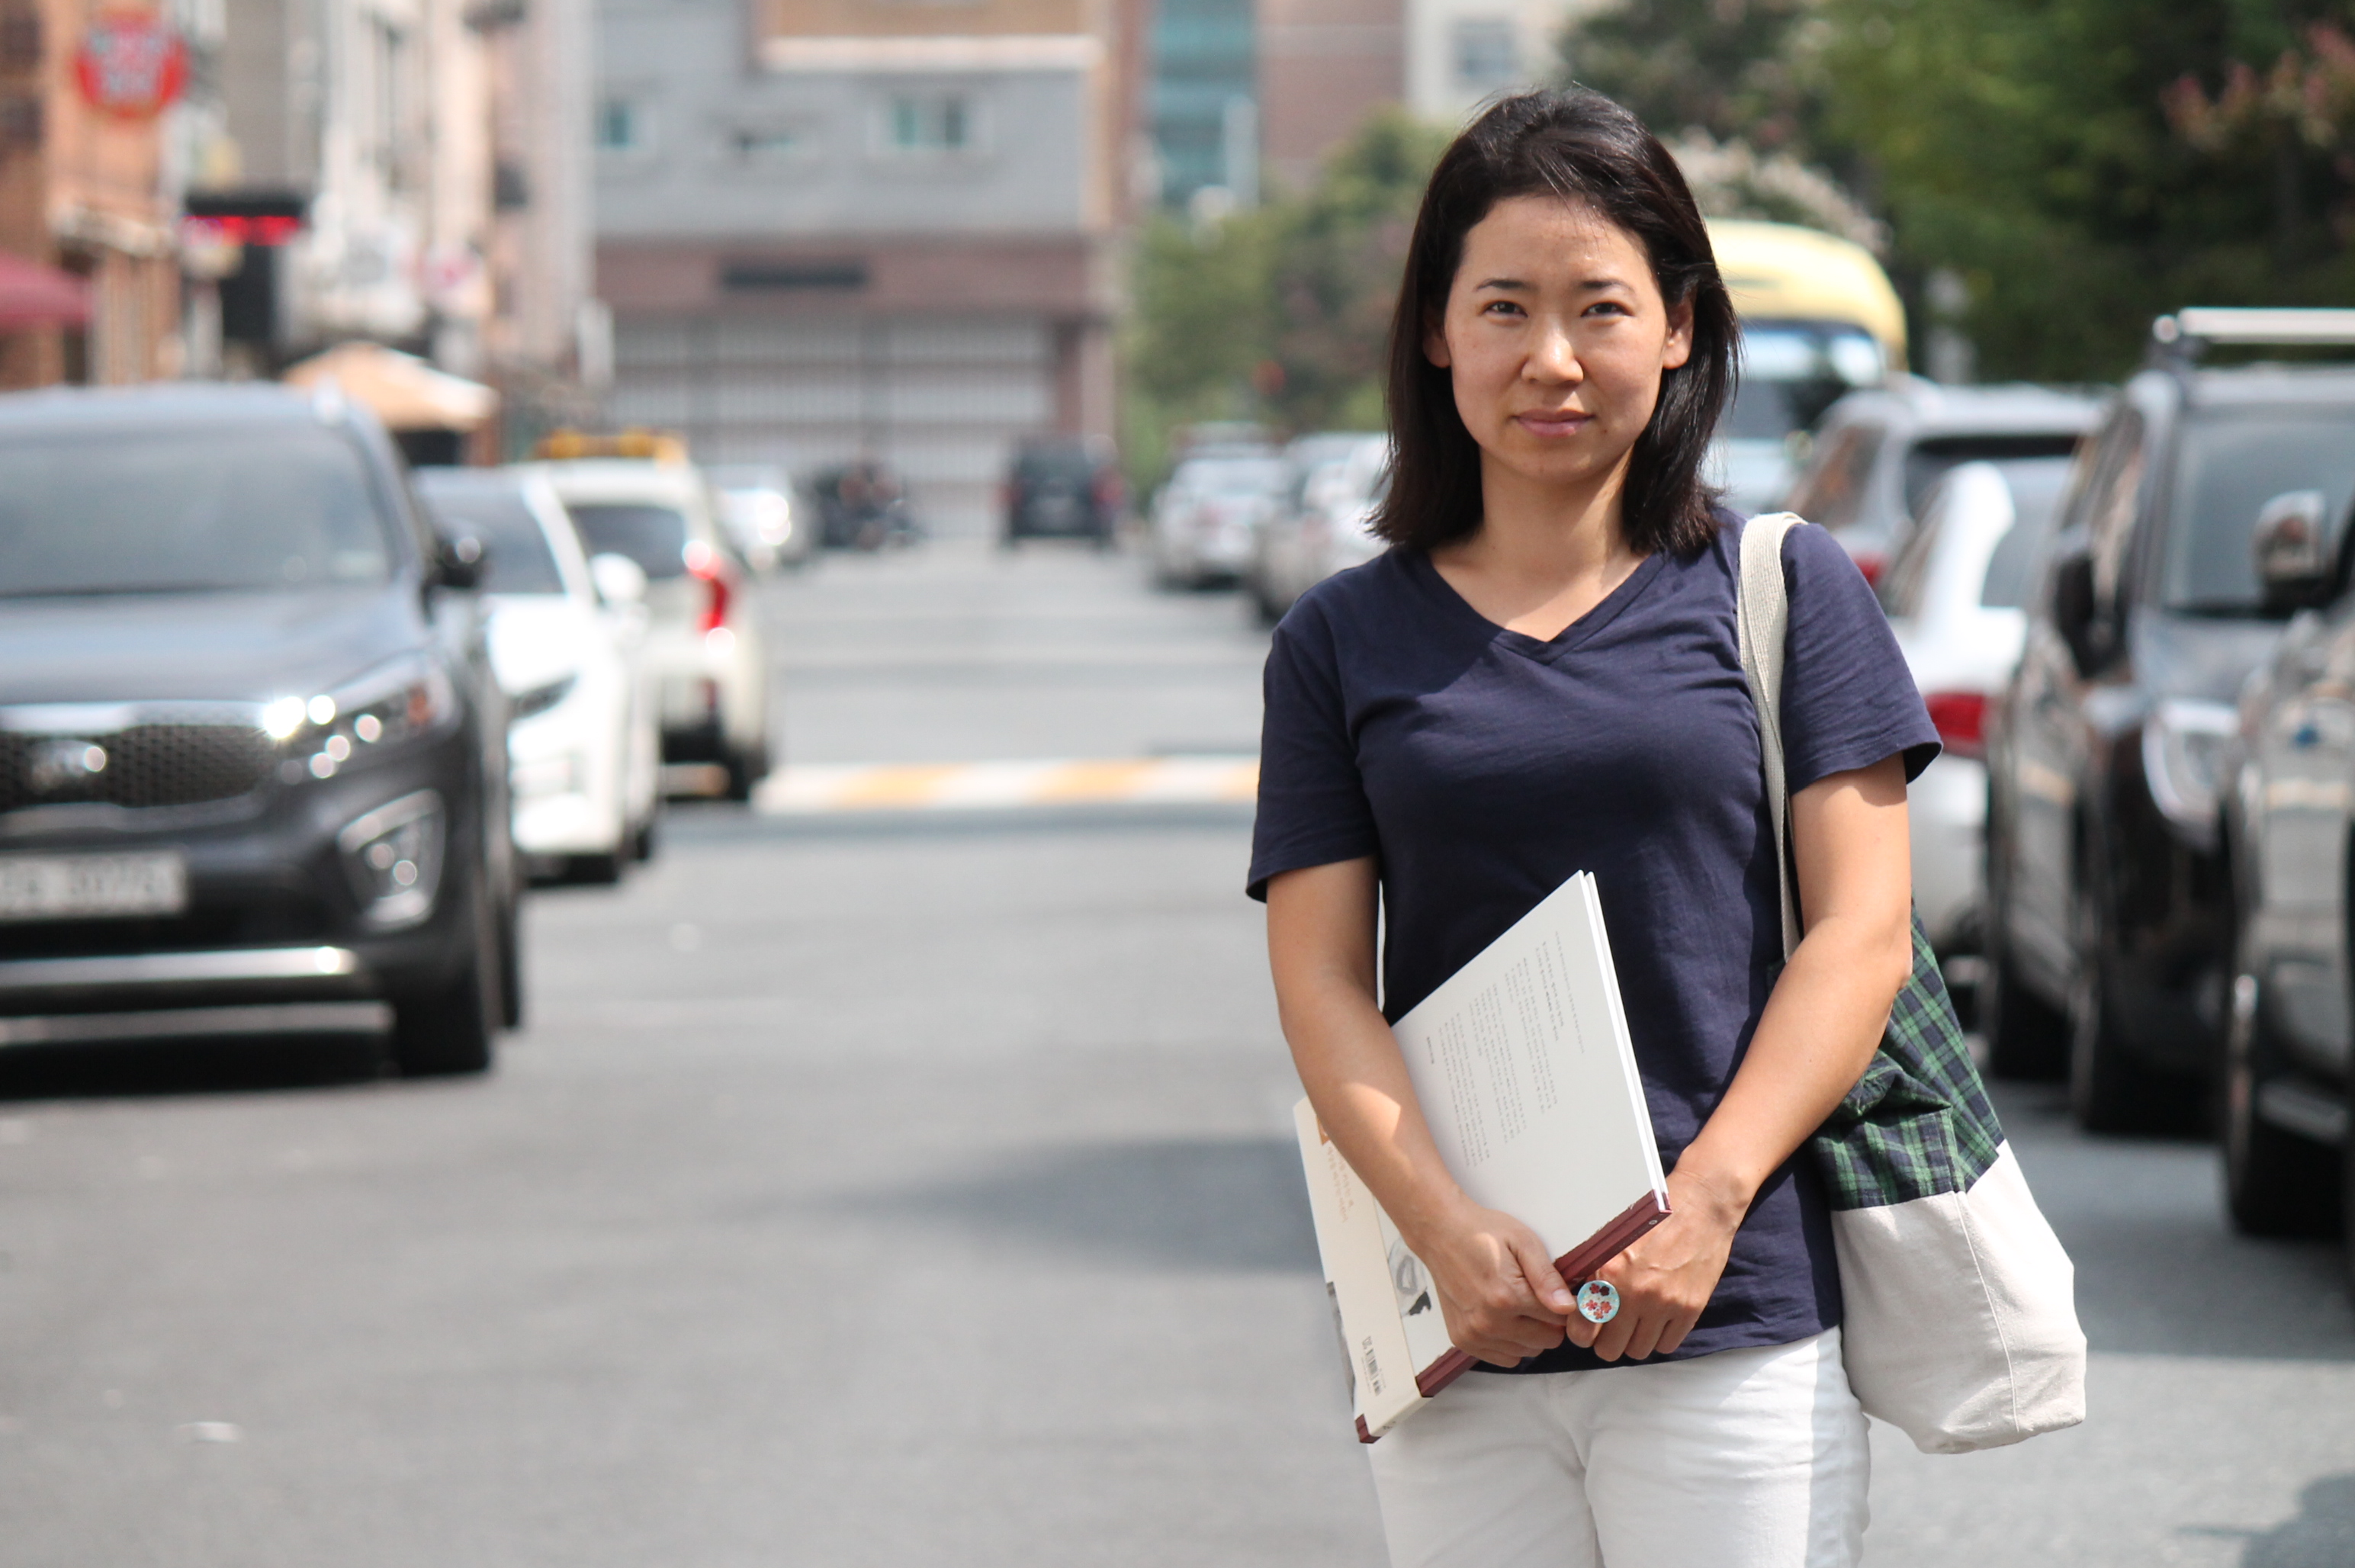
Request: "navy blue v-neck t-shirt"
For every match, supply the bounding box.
[1248,514,1938,1373]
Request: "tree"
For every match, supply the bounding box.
[1121,110,1449,487]
[1820,0,2355,380]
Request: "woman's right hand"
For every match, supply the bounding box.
[1415,1200,1575,1366]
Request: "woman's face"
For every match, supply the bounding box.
[1426,194,1693,501]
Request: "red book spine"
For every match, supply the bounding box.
[1367,1188,1673,1438]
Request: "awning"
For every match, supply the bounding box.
[281,340,499,432]
[0,251,91,329]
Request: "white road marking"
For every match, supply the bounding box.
[752,755,1259,815]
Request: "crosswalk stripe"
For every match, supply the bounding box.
[753,756,1259,815]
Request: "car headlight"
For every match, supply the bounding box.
[335,790,445,928]
[2141,698,2240,847]
[266,657,458,782]
[509,673,577,723]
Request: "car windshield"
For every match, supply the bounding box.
[1017,445,1100,481]
[1977,459,2074,608]
[1182,458,1289,496]
[1720,326,1884,442]
[0,424,394,597]
[2163,410,2355,613]
[1904,432,2083,518]
[565,501,691,580]
[416,482,566,595]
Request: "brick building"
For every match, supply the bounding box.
[594,0,1147,534]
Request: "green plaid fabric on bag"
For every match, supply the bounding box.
[1808,917,2005,1211]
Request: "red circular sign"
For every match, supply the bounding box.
[75,12,188,119]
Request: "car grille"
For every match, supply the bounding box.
[0,718,276,815]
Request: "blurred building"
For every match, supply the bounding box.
[1261,0,1596,189]
[191,0,596,429]
[1405,0,1594,130]
[0,1,186,390]
[594,0,1148,534]
[1151,0,1255,213]
[1259,0,1398,189]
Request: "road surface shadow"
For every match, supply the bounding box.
[831,1136,1318,1274]
[2243,1474,2355,1566]
[0,1031,387,1100]
[1996,1081,2355,1361]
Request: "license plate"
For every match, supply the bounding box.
[0,852,188,922]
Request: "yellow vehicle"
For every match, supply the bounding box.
[532,428,691,464]
[1707,220,1907,513]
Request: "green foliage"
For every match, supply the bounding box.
[1566,0,1828,155]
[1820,0,2355,380]
[1568,0,2355,382]
[1122,110,1449,490]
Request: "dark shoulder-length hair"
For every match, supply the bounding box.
[1370,89,1737,558]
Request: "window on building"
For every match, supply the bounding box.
[596,95,654,156]
[882,94,974,154]
[1452,18,1520,90]
[727,122,809,162]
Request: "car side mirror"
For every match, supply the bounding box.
[434,532,487,591]
[2254,489,2333,613]
[2050,545,2106,674]
[589,552,648,606]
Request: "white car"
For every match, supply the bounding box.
[707,463,811,574]
[1879,458,2074,950]
[1149,448,1290,587]
[412,467,661,882]
[532,458,773,799]
[1247,432,1392,624]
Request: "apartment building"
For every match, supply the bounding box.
[594,0,1146,534]
[0,0,185,389]
[194,0,593,428]
[1262,0,1594,190]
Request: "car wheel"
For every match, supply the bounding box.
[564,851,625,885]
[498,891,523,1031]
[390,881,500,1077]
[724,742,769,803]
[631,815,658,863]
[2222,972,2341,1235]
[2068,933,2196,1133]
[1981,925,2068,1080]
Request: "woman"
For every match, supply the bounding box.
[1251,92,1938,1567]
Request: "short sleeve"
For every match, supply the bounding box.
[1780,522,1941,791]
[1247,602,1379,901]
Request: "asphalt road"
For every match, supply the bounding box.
[1,538,2350,1566]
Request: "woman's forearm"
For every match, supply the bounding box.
[1677,759,1915,1216]
[1675,908,1910,1212]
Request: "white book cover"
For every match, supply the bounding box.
[1295,872,1670,1441]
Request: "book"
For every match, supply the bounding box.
[1294,871,1671,1442]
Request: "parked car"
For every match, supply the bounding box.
[1248,433,1392,623]
[1705,220,1907,513]
[1784,380,2100,584]
[1878,459,2073,958]
[413,467,661,883]
[1004,436,1122,547]
[707,463,811,574]
[1149,447,1290,588]
[533,458,772,800]
[0,384,516,1075]
[1982,310,2355,1129]
[811,461,920,551]
[2219,480,2355,1253]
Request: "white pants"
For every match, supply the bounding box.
[1365,1329,1869,1568]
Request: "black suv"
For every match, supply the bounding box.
[1002,435,1122,546]
[1984,312,2355,1129]
[0,385,516,1075]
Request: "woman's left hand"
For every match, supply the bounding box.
[1563,1165,1749,1362]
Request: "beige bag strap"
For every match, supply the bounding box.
[1736,512,1805,961]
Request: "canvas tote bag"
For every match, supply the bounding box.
[1735,511,2087,1455]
